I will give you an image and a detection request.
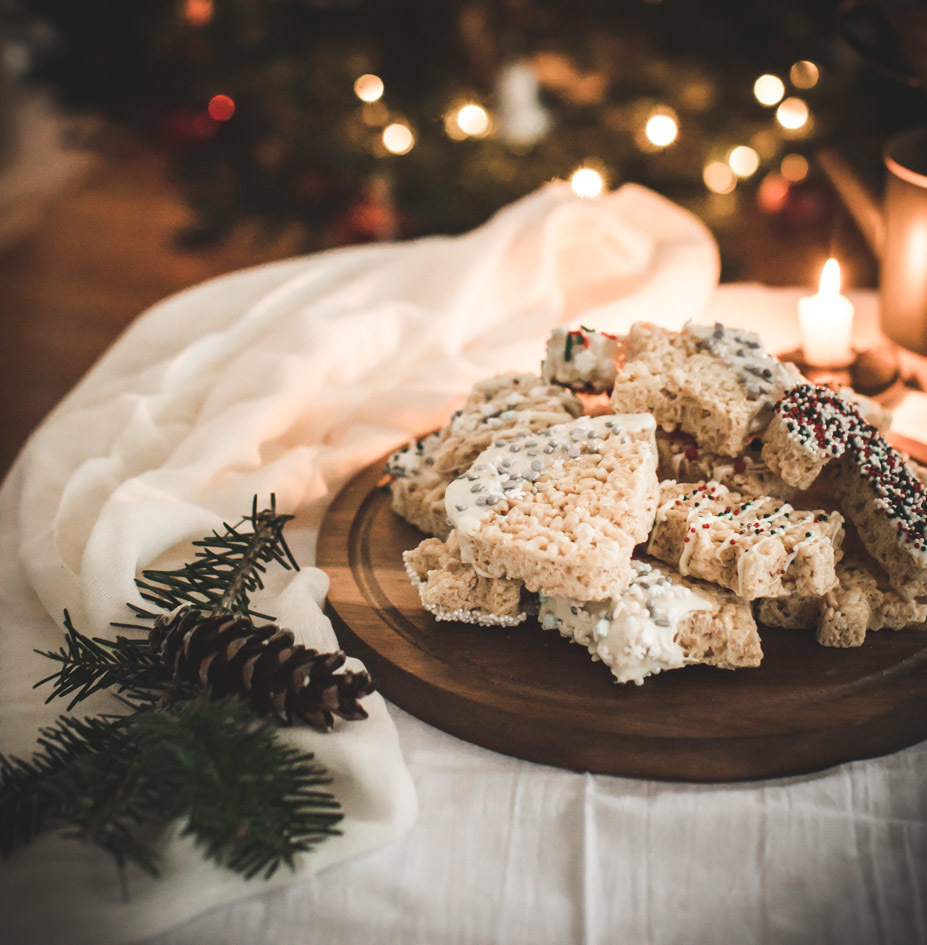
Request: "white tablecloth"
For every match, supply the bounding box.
[2,185,925,945]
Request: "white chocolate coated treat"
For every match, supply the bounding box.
[685,321,801,414]
[538,560,712,685]
[542,326,619,393]
[444,413,657,556]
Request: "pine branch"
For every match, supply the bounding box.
[34,610,169,711]
[2,496,356,883]
[0,699,342,879]
[0,715,172,874]
[133,696,342,879]
[133,495,298,620]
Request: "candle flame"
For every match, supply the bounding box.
[819,258,841,296]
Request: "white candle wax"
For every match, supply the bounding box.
[798,258,855,368]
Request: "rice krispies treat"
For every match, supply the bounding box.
[387,431,455,539]
[761,384,858,490]
[761,385,894,491]
[430,373,583,476]
[840,458,927,599]
[403,532,527,627]
[755,558,927,647]
[647,480,845,600]
[762,382,927,598]
[538,558,762,686]
[609,321,803,456]
[387,373,582,538]
[445,414,659,601]
[541,326,619,394]
[655,427,796,501]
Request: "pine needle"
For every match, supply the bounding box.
[133,494,298,620]
[34,611,168,710]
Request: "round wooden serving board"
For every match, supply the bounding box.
[318,438,927,783]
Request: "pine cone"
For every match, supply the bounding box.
[149,605,375,731]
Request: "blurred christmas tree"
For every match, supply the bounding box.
[11,0,926,266]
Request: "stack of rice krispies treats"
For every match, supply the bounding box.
[755,558,927,647]
[403,532,526,627]
[396,322,926,673]
[388,373,582,539]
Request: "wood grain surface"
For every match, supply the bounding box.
[319,447,927,783]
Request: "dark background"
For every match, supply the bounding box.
[1,0,923,475]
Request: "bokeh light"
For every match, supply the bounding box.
[570,167,605,198]
[757,171,791,214]
[790,60,819,90]
[454,103,491,138]
[645,111,678,147]
[703,161,737,195]
[728,145,760,178]
[184,0,213,26]
[776,97,809,130]
[753,74,785,107]
[354,74,385,103]
[208,94,235,121]
[382,122,415,154]
[780,153,809,182]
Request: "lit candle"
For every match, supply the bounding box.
[798,258,855,368]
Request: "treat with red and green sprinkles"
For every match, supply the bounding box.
[646,479,845,600]
[761,383,857,489]
[541,325,620,394]
[763,382,927,597]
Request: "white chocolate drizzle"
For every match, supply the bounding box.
[650,481,843,598]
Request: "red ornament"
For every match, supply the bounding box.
[208,95,236,122]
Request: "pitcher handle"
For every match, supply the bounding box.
[837,0,921,87]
